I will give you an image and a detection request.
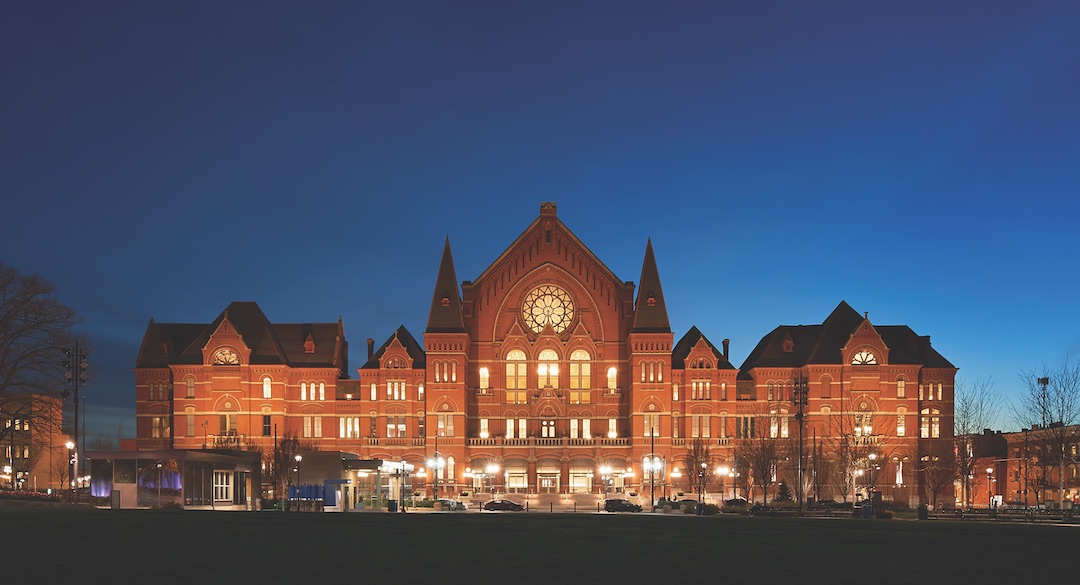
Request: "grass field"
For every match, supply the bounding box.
[1,506,1073,584]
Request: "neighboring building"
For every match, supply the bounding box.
[1000,423,1080,509]
[0,392,66,492]
[738,302,958,506]
[132,202,957,507]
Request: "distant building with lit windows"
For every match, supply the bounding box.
[132,202,955,508]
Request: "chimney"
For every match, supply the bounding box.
[367,338,374,360]
[722,339,730,361]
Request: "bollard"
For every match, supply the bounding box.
[574,502,577,513]
[550,502,553,513]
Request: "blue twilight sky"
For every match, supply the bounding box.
[2,1,1078,444]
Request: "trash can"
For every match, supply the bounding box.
[862,503,873,519]
[388,500,398,513]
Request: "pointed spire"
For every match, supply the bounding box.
[633,238,670,333]
[426,236,466,333]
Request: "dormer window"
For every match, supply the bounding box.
[304,334,316,354]
[852,350,877,365]
[782,339,794,353]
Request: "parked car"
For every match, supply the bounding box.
[436,498,468,511]
[483,499,524,511]
[604,498,642,512]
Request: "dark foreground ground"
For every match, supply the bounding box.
[1,506,1073,584]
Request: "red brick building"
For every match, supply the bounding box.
[134,202,956,507]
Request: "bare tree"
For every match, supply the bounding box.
[682,438,716,508]
[1012,358,1080,507]
[0,264,80,449]
[919,438,956,510]
[953,377,1001,507]
[739,413,788,503]
[261,431,318,508]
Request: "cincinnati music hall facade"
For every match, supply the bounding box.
[134,202,956,506]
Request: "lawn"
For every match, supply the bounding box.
[1,506,1072,584]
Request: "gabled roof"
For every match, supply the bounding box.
[468,202,627,293]
[360,325,426,370]
[426,237,466,333]
[135,302,346,372]
[672,326,735,369]
[739,301,955,373]
[632,239,670,333]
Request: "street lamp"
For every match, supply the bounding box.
[986,467,995,509]
[486,463,499,497]
[156,461,163,508]
[65,441,75,503]
[294,454,302,512]
[427,454,445,500]
[792,375,808,515]
[599,465,612,497]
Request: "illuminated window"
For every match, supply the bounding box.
[920,408,940,438]
[607,367,617,390]
[319,382,325,401]
[569,350,591,389]
[897,413,906,437]
[506,350,527,391]
[608,418,617,438]
[438,414,454,437]
[673,383,679,401]
[301,383,308,401]
[262,377,272,399]
[418,384,424,400]
[721,382,727,401]
[644,414,659,437]
[479,367,490,390]
[538,349,559,387]
[479,418,489,439]
[896,379,906,399]
[213,471,232,502]
[370,383,377,401]
[542,420,555,438]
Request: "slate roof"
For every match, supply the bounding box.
[360,325,426,370]
[672,326,736,369]
[426,237,466,333]
[632,239,671,333]
[738,301,955,374]
[135,301,348,373]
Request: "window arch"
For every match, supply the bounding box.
[538,349,559,387]
[262,377,272,399]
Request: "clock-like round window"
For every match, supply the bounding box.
[522,285,575,334]
[213,348,240,365]
[852,350,877,365]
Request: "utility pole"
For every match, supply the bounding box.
[62,342,89,503]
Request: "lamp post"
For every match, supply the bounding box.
[792,375,808,515]
[426,454,445,500]
[294,454,302,512]
[156,461,163,507]
[65,441,75,503]
[868,452,877,503]
[650,425,656,510]
[986,467,995,509]
[718,466,729,504]
[62,343,88,503]
[698,462,707,514]
[486,463,499,497]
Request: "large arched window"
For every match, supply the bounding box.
[920,408,940,438]
[262,377,272,399]
[607,367,617,390]
[569,349,591,387]
[505,350,527,404]
[538,349,559,387]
